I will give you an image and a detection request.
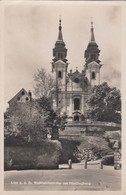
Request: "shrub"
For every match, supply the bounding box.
[4,140,62,170]
[102,154,114,165]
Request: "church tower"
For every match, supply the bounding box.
[52,19,68,92]
[52,19,68,112]
[84,22,102,86]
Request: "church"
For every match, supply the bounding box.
[51,19,102,122]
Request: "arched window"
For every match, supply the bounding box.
[58,71,62,78]
[74,78,79,83]
[58,53,63,59]
[74,98,80,110]
[74,115,79,122]
[91,54,96,60]
[92,72,95,79]
[58,53,61,58]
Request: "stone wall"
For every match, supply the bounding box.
[59,121,121,138]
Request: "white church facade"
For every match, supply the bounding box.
[51,20,102,122]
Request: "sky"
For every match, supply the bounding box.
[4,2,121,109]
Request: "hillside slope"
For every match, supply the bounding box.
[59,136,112,163]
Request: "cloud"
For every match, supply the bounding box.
[101,64,121,89]
[106,6,121,23]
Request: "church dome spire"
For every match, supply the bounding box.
[84,21,101,65]
[58,19,63,41]
[90,21,95,42]
[52,19,67,63]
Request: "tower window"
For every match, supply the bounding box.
[92,72,95,79]
[91,54,96,60]
[26,97,29,101]
[74,98,80,110]
[58,53,63,59]
[58,53,60,58]
[58,71,62,78]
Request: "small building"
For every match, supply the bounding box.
[8,88,31,108]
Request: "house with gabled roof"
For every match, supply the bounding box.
[8,88,31,108]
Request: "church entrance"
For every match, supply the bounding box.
[74,98,80,110]
[74,115,79,122]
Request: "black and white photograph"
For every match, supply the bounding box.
[1,1,125,193]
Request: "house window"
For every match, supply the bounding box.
[17,97,20,101]
[74,115,79,122]
[58,71,62,78]
[22,91,25,95]
[26,97,29,101]
[92,72,95,79]
[74,98,80,110]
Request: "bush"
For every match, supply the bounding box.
[59,136,112,163]
[4,140,62,170]
[102,154,114,165]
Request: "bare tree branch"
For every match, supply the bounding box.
[33,68,56,98]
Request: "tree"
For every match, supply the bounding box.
[33,68,67,138]
[33,68,56,98]
[86,82,121,123]
[4,100,48,144]
[4,97,67,144]
[45,110,67,140]
[33,97,67,140]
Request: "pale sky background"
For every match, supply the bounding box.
[4,2,121,109]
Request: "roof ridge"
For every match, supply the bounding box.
[8,88,28,104]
